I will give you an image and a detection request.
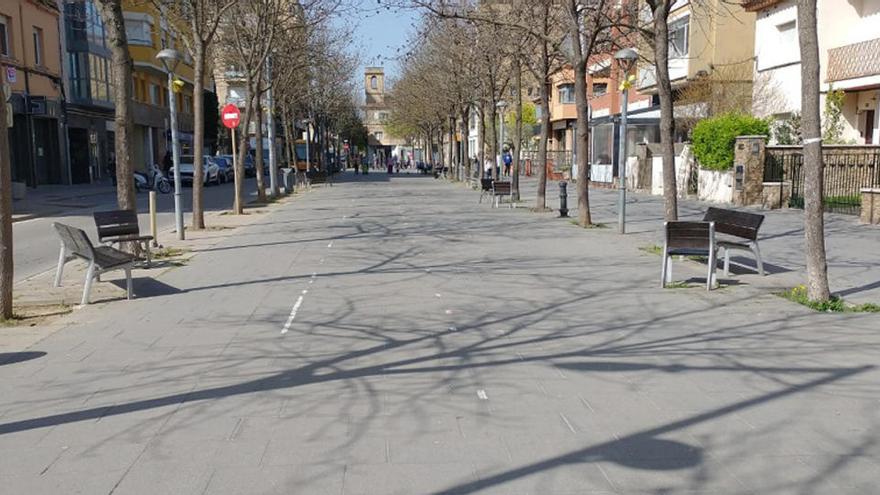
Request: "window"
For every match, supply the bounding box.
[777,20,796,45]
[33,27,44,66]
[0,16,9,57]
[558,84,575,104]
[592,82,608,96]
[370,76,378,90]
[375,132,384,141]
[124,15,152,46]
[149,83,161,105]
[669,16,689,58]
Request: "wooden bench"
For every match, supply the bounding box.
[53,223,137,305]
[661,221,719,291]
[93,209,153,267]
[478,178,494,204]
[492,181,512,208]
[703,207,765,276]
[306,170,332,188]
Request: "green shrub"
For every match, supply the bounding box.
[778,285,880,313]
[692,113,770,171]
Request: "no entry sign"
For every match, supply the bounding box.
[221,104,241,129]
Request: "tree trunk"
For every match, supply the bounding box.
[234,79,255,214]
[489,103,498,181]
[654,4,678,221]
[537,82,550,211]
[798,0,831,301]
[254,90,267,202]
[96,0,135,212]
[513,58,523,202]
[478,107,486,178]
[191,42,206,229]
[571,14,592,227]
[448,117,455,178]
[460,109,470,180]
[0,94,13,319]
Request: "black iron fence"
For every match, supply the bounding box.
[764,146,880,214]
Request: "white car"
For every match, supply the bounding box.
[174,156,221,186]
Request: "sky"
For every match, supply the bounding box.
[337,2,422,83]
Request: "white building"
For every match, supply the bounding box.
[745,0,880,144]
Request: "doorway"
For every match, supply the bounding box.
[69,128,91,184]
[864,110,876,144]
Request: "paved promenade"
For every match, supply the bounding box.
[1,173,878,494]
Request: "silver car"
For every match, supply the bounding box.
[174,156,221,186]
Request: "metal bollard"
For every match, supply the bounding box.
[558,181,569,217]
[149,191,158,247]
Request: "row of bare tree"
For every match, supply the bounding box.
[384,0,830,301]
[0,0,367,318]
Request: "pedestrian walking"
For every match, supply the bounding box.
[503,151,512,177]
[162,151,173,176]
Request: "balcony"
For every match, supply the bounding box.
[826,38,880,83]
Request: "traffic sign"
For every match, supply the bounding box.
[221,104,241,129]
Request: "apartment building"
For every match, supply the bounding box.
[1,0,66,186]
[122,0,197,171]
[744,0,880,143]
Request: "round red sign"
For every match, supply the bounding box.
[221,104,241,129]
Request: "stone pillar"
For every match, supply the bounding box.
[733,136,767,206]
[861,188,880,224]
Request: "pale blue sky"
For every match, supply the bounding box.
[340,2,421,82]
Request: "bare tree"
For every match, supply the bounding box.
[641,0,677,220]
[159,0,238,229]
[96,0,136,212]
[797,0,831,301]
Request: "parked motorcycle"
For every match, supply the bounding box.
[134,164,172,194]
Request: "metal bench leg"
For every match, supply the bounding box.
[125,267,133,300]
[723,247,730,277]
[81,262,96,305]
[660,254,668,288]
[707,249,717,291]
[752,242,765,276]
[54,244,66,288]
[144,242,152,268]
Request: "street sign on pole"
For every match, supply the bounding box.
[221,104,241,129]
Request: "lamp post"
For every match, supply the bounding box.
[156,48,184,240]
[496,100,507,178]
[614,48,638,234]
[266,56,278,197]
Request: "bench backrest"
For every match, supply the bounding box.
[493,181,512,195]
[481,179,494,192]
[703,207,763,241]
[54,223,96,260]
[93,209,140,241]
[665,221,715,250]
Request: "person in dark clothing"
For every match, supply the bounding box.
[162,151,173,175]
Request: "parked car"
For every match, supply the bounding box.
[212,156,234,183]
[174,156,220,186]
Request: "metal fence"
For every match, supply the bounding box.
[764,146,880,214]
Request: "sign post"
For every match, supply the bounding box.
[222,104,242,212]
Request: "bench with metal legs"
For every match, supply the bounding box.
[53,223,137,305]
[703,207,765,276]
[661,221,718,291]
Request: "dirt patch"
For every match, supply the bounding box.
[1,304,73,328]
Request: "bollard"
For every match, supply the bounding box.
[558,181,569,217]
[149,191,158,247]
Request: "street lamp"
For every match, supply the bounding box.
[156,48,184,240]
[496,100,507,178]
[614,47,638,234]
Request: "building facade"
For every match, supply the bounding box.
[62,0,114,184]
[2,0,67,186]
[363,67,404,162]
[745,0,880,144]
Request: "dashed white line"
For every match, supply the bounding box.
[327,241,333,248]
[477,390,489,400]
[281,295,306,334]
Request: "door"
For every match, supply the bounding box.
[69,128,91,184]
[864,110,876,145]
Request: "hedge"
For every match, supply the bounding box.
[692,113,770,171]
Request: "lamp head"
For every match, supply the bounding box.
[156,48,183,73]
[614,48,638,72]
